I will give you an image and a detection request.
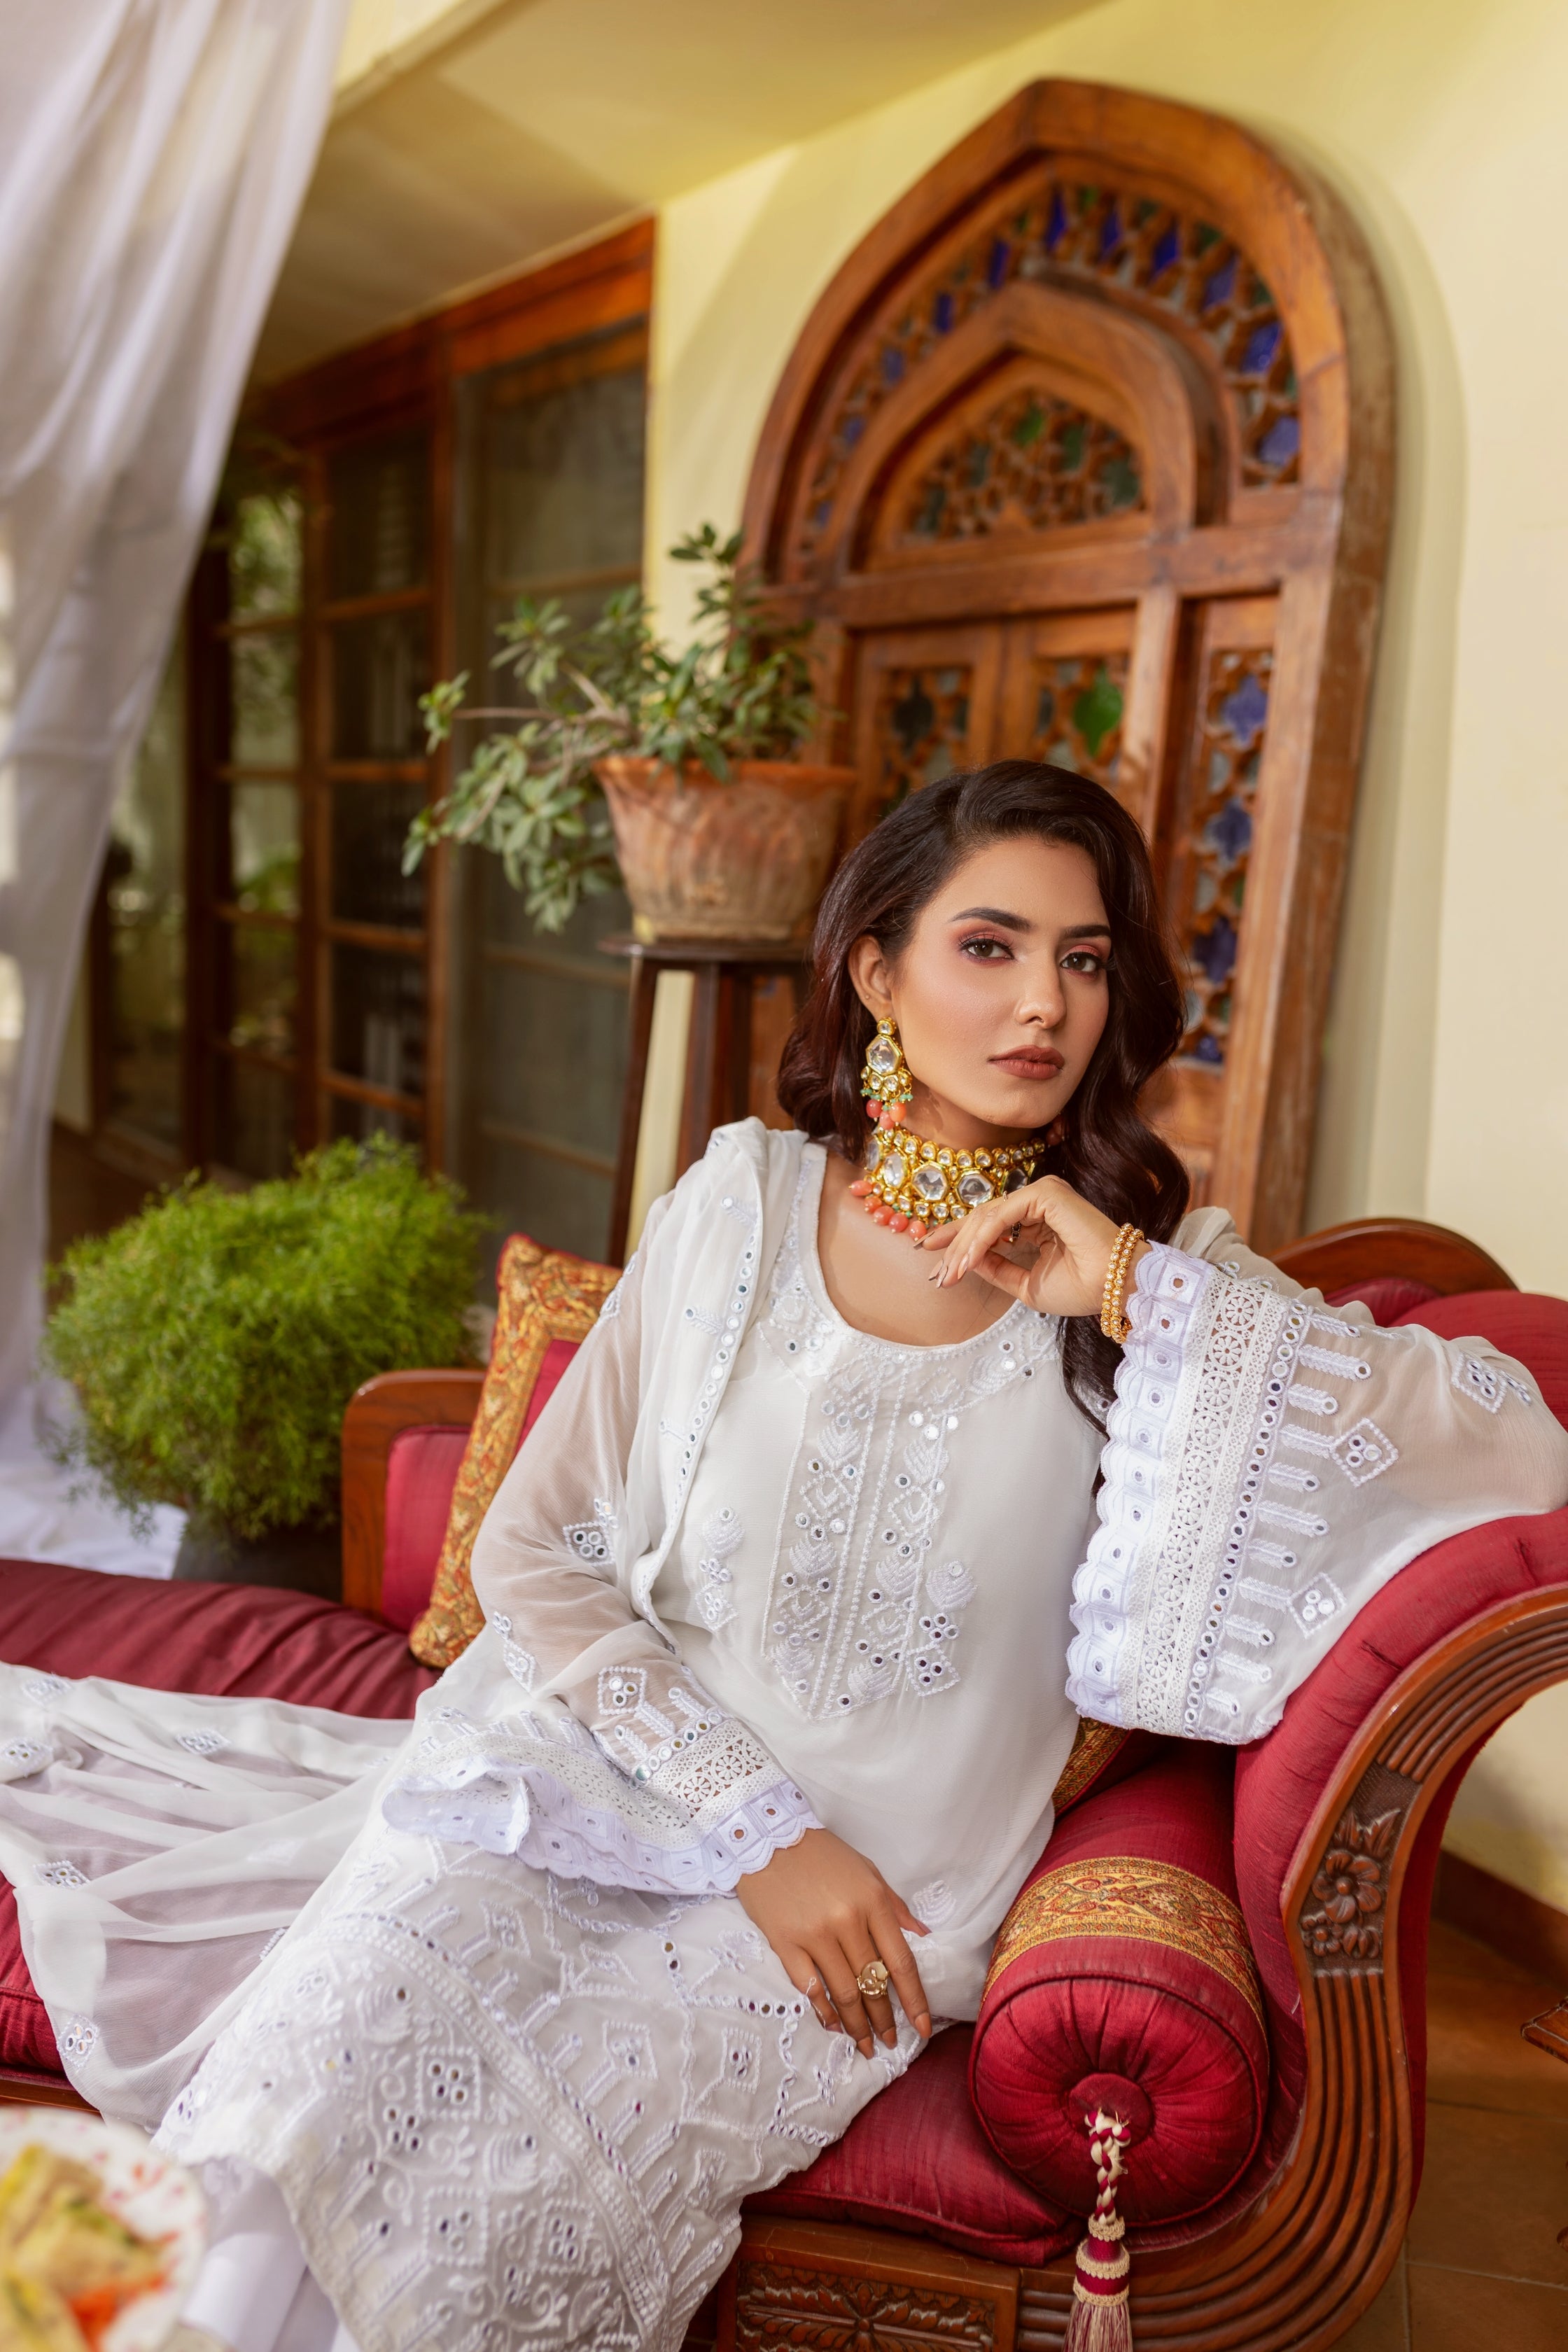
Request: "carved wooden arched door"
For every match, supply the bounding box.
[743,81,1394,1250]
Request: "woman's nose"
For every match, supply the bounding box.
[1017,966,1066,1029]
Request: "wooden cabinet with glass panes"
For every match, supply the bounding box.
[90,223,653,1274]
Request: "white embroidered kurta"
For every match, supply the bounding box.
[0,1120,1560,2352]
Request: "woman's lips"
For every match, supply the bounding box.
[990,1049,1065,1079]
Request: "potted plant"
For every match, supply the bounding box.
[405,525,855,941]
[41,1140,484,1599]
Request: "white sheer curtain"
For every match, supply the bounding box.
[0,0,351,1438]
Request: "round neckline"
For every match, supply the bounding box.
[795,1141,1037,1359]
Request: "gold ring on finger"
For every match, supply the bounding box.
[855,1960,890,2000]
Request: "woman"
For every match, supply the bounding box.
[1,762,1562,2352]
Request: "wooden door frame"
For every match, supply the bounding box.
[175,220,655,1180]
[741,83,1394,1252]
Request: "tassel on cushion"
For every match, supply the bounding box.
[1063,2107,1133,2351]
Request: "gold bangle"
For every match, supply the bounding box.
[1099,1224,1144,1342]
[1098,1223,1135,1334]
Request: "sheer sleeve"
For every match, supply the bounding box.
[385,1211,820,1890]
[1068,1219,1568,1742]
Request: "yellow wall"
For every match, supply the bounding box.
[646,0,1568,1910]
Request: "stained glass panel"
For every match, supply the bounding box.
[797,174,1298,559]
[1176,643,1274,1069]
[904,388,1142,545]
[1023,653,1129,791]
[874,665,972,804]
[907,390,1142,545]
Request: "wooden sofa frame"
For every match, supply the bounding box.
[1,1217,1550,2352]
[329,1214,1562,2351]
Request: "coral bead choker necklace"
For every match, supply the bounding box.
[849,1126,1040,1238]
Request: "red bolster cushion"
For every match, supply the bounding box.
[969,1742,1267,2225]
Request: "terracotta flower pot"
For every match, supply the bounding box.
[596,756,855,943]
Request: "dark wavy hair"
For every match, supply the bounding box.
[776,761,1190,1426]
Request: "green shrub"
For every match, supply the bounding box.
[42,1140,485,1539]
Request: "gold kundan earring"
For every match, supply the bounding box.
[859,1017,914,1128]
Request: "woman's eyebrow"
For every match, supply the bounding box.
[948,904,1031,930]
[948,907,1114,939]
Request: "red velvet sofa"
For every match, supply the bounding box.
[1,1215,1565,2352]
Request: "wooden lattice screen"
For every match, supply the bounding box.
[743,81,1394,1250]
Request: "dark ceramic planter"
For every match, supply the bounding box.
[172,1515,342,1602]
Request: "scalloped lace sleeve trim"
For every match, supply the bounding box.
[1065,1242,1214,1726]
[382,1706,820,1896]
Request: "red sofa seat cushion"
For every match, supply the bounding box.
[968,1742,1267,2226]
[746,2024,1075,2265]
[0,1558,435,2082]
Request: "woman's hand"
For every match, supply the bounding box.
[736,1826,933,2056]
[916,1172,1148,1320]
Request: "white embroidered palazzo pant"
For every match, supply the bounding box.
[157,1815,916,2352]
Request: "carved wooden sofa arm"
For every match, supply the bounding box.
[1077,1582,1568,2349]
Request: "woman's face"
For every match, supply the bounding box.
[849,834,1112,1144]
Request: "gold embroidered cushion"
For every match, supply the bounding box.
[408,1236,620,1670]
[971,1738,1266,2223]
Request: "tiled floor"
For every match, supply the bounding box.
[1338,1921,1568,2350]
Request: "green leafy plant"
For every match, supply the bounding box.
[405,525,821,932]
[42,1140,485,1541]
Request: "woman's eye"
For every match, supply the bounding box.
[1062,951,1107,975]
[959,936,1011,960]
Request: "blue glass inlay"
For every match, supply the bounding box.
[1241,321,1282,376]
[1151,221,1180,278]
[1193,1032,1224,1065]
[1257,414,1301,469]
[1220,673,1269,750]
[1098,204,1123,260]
[881,345,905,387]
[1046,190,1068,251]
[813,502,832,533]
[841,414,864,448]
[1195,918,1238,985]
[1205,799,1253,863]
[933,290,955,334]
[987,239,1011,289]
[1201,253,1238,310]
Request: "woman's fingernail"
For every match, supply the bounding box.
[881,2030,897,2047]
[858,2038,874,2058]
[917,2015,932,2037]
